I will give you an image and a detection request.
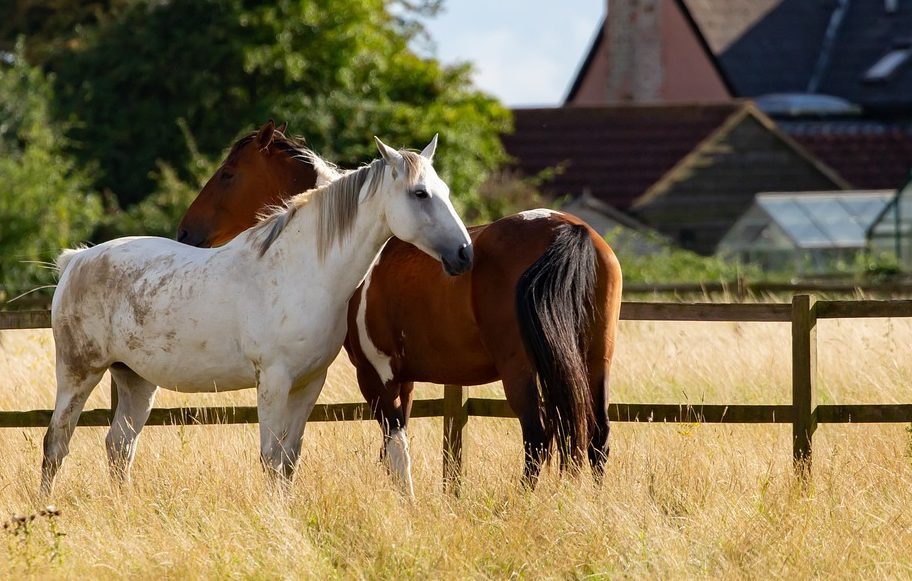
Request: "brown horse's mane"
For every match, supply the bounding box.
[228,130,336,176]
[249,150,424,261]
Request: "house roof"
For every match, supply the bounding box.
[679,0,782,54]
[681,0,912,109]
[565,2,734,105]
[753,191,893,249]
[783,120,912,189]
[501,103,743,210]
[502,102,848,213]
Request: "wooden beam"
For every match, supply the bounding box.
[0,401,803,429]
[442,385,468,495]
[817,404,912,423]
[609,403,792,423]
[816,300,912,320]
[792,294,818,474]
[465,399,792,423]
[621,302,791,322]
[0,310,52,330]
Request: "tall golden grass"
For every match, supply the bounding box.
[2,316,912,578]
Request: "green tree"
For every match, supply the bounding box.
[0,0,132,64]
[45,0,511,220]
[0,43,102,300]
[98,121,219,240]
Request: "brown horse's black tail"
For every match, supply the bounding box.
[515,222,597,470]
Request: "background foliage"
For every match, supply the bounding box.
[0,41,102,299]
[0,0,510,297]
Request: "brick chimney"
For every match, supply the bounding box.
[605,0,663,102]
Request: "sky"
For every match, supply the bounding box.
[420,1,605,107]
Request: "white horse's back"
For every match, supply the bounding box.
[53,237,257,391]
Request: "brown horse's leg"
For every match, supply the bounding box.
[587,367,611,484]
[400,381,415,428]
[356,365,414,496]
[356,366,407,438]
[501,369,549,488]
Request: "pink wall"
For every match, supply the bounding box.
[569,29,611,104]
[659,0,729,102]
[568,0,729,105]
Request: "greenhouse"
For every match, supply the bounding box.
[718,190,894,275]
[867,175,912,269]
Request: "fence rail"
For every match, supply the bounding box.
[3,296,912,487]
[624,279,912,296]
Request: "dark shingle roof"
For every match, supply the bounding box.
[501,104,742,210]
[784,120,912,189]
[683,0,912,109]
[711,0,832,96]
[819,1,912,109]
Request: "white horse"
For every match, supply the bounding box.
[41,136,472,496]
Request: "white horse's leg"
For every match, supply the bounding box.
[40,367,105,497]
[106,364,158,486]
[257,370,326,482]
[257,368,326,481]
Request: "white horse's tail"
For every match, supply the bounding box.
[56,246,88,275]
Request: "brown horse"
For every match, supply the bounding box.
[178,121,622,491]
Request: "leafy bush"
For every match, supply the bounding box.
[605,228,760,284]
[0,43,102,301]
[98,121,219,240]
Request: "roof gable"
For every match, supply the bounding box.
[632,103,849,208]
[625,104,849,254]
[501,103,743,210]
[565,0,731,105]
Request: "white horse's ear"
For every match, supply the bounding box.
[420,133,438,161]
[375,136,402,166]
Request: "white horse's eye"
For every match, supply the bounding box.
[411,189,429,199]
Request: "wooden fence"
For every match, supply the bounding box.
[3,295,912,490]
[624,279,912,297]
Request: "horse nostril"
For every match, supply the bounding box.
[458,243,473,264]
[177,228,189,243]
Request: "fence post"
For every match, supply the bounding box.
[791,294,817,476]
[443,384,467,494]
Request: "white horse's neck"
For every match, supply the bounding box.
[259,176,391,298]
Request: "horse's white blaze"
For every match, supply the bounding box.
[385,429,414,497]
[519,208,561,221]
[355,264,394,386]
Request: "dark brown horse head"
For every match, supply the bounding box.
[177,120,331,247]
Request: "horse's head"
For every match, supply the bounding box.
[374,135,473,276]
[177,120,324,247]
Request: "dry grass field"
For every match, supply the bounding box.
[2,314,912,578]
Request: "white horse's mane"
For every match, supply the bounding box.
[251,150,424,260]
